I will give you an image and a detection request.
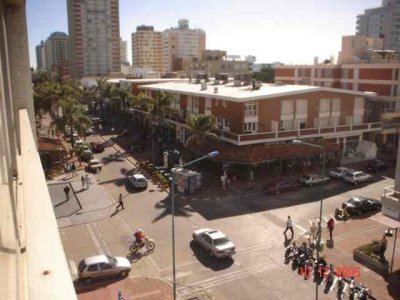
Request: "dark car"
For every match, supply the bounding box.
[263,180,301,195]
[90,142,104,153]
[342,196,382,216]
[366,159,390,172]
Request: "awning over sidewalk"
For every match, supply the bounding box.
[194,139,340,164]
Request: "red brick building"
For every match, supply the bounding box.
[137,80,381,165]
[275,63,400,146]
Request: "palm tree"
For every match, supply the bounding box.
[33,80,61,119]
[95,78,114,120]
[185,114,217,150]
[54,97,91,147]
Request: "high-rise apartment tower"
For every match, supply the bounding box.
[356,0,400,52]
[67,0,120,78]
[131,25,162,74]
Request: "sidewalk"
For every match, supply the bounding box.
[76,277,173,300]
[47,171,116,228]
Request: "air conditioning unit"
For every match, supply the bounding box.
[201,83,208,91]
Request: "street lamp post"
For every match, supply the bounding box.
[171,151,219,300]
[292,140,325,300]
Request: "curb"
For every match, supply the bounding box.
[99,135,138,167]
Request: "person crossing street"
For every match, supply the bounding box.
[284,216,294,239]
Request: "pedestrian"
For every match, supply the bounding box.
[71,163,77,177]
[65,163,69,178]
[85,174,91,189]
[379,235,388,262]
[81,176,85,189]
[248,170,255,185]
[284,216,294,239]
[221,175,226,190]
[342,207,350,222]
[116,193,124,211]
[327,217,335,240]
[309,222,317,244]
[63,185,70,200]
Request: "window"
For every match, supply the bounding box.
[331,98,341,116]
[224,118,230,127]
[280,119,293,130]
[244,122,256,132]
[87,264,99,272]
[319,98,330,113]
[295,99,307,119]
[192,97,199,109]
[245,102,257,116]
[281,100,294,115]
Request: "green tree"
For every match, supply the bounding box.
[53,97,91,147]
[252,67,275,83]
[185,114,217,149]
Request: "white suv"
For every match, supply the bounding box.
[342,170,372,186]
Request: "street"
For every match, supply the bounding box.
[57,133,399,300]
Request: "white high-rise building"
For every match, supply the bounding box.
[120,38,128,64]
[67,0,121,78]
[356,0,400,53]
[162,19,206,74]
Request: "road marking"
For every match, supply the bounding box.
[177,261,279,296]
[296,225,307,234]
[69,259,78,279]
[86,223,105,254]
[86,223,111,255]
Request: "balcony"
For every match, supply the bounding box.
[381,186,400,220]
[218,121,382,146]
[0,109,76,300]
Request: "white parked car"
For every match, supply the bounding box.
[299,174,330,187]
[77,254,131,285]
[192,228,236,258]
[342,170,373,186]
[128,174,148,189]
[87,159,102,173]
[329,167,351,179]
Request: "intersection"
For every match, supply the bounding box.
[52,133,399,300]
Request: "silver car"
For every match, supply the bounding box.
[78,255,131,284]
[329,167,351,179]
[342,170,372,185]
[128,174,148,189]
[192,228,236,258]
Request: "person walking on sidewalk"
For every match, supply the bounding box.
[309,222,317,244]
[85,174,91,189]
[63,185,70,200]
[71,163,77,177]
[116,193,124,211]
[379,235,388,262]
[327,218,335,240]
[284,216,294,239]
[81,176,85,189]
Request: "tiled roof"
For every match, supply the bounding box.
[37,137,66,152]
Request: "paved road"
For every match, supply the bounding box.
[59,134,399,300]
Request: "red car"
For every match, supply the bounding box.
[90,142,104,153]
[263,180,301,195]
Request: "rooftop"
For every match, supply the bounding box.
[140,81,374,102]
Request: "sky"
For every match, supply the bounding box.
[26,0,382,68]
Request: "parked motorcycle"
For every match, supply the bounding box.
[357,283,373,300]
[337,275,348,300]
[285,242,298,264]
[300,258,314,279]
[315,258,327,285]
[325,264,337,293]
[130,237,156,253]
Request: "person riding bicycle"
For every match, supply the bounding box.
[134,229,146,247]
